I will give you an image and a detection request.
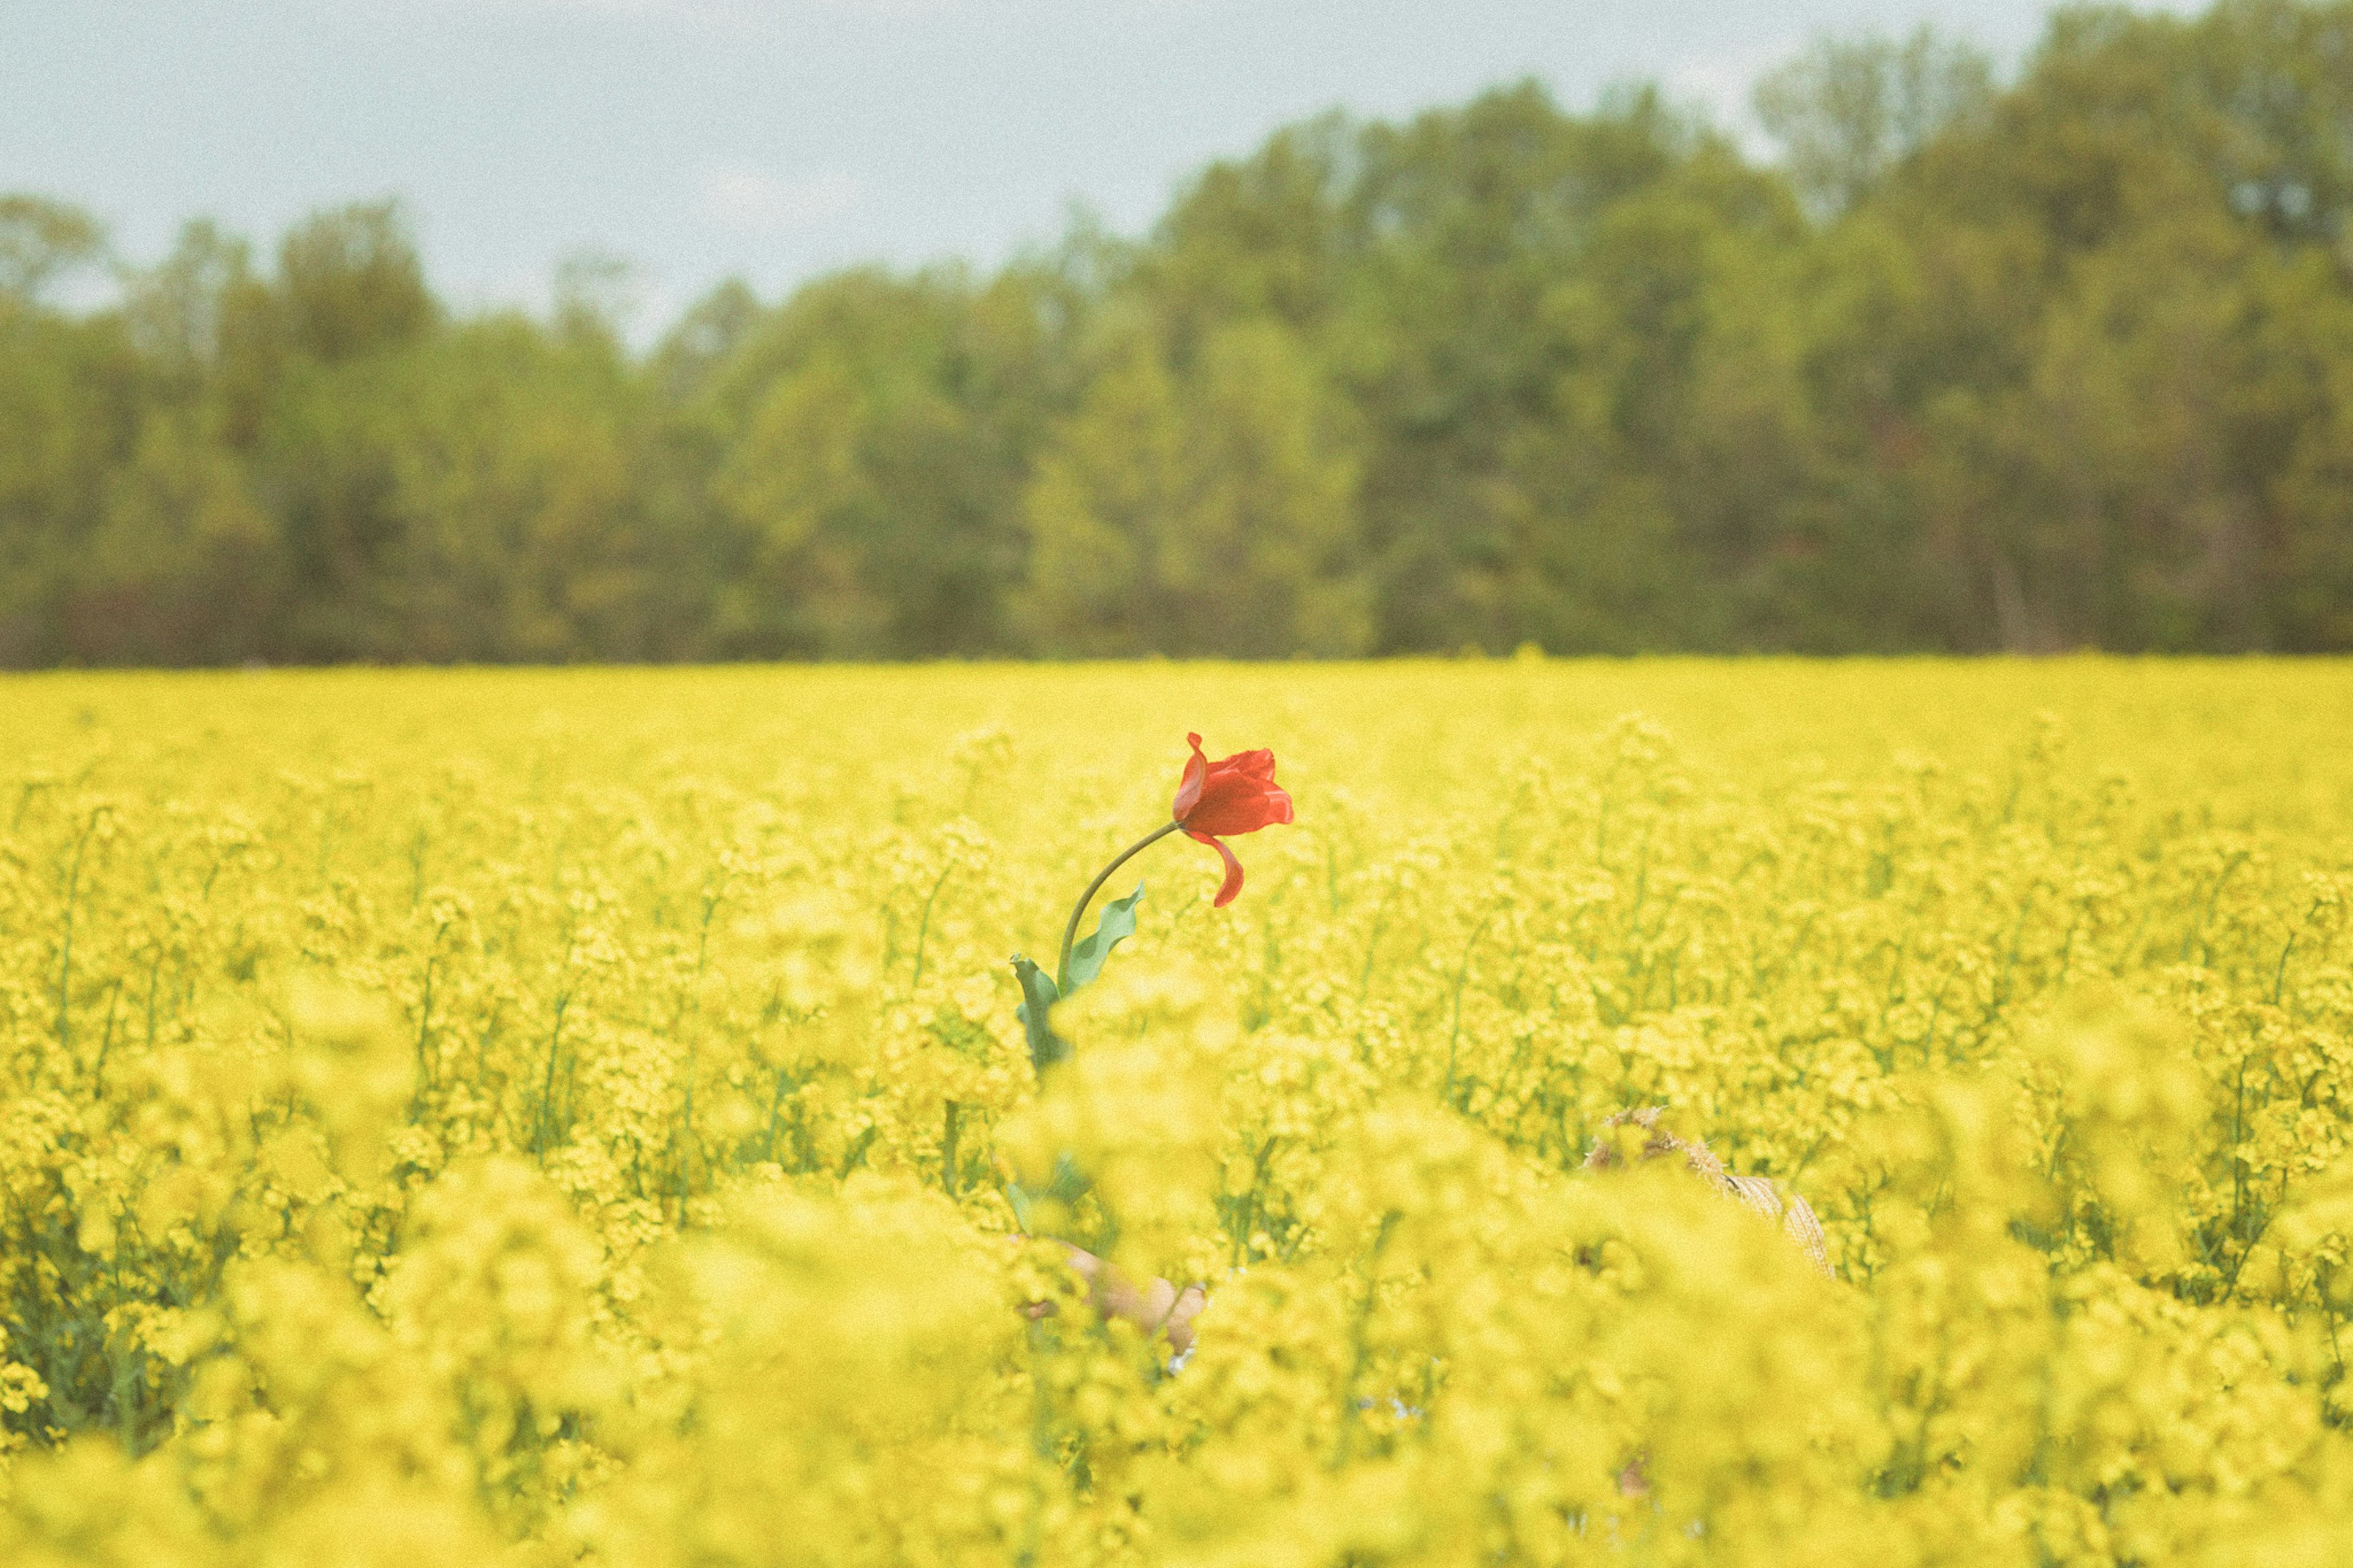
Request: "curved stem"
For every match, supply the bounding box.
[1058,819,1185,989]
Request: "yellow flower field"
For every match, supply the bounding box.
[4,659,2352,1567]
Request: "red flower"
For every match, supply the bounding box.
[1171,732,1295,907]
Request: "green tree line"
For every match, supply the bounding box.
[9,0,2353,663]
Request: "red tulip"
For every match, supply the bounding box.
[1172,732,1294,907]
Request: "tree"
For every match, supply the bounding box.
[69,410,277,664]
[278,200,436,365]
[12,0,2353,664]
[0,300,141,662]
[1022,318,1366,657]
[703,268,1041,657]
[1756,29,1996,219]
[649,279,762,411]
[256,314,654,662]
[0,194,105,303]
[123,219,283,447]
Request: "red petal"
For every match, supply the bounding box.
[1212,748,1277,782]
[1172,733,1208,821]
[1189,830,1246,907]
[1184,783,1292,839]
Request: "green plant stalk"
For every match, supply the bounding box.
[1058,819,1183,990]
[56,811,99,1052]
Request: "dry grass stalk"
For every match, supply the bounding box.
[1583,1106,1835,1279]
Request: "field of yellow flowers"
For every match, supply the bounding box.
[4,659,2352,1567]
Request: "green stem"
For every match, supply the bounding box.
[942,1099,962,1197]
[57,811,99,1052]
[909,864,952,996]
[1058,820,1184,990]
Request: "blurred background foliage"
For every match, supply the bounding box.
[11,0,2353,664]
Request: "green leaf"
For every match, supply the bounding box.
[1010,954,1067,1074]
[1061,882,1144,995]
[1041,1151,1088,1203]
[1003,1155,1089,1236]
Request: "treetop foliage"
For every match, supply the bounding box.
[10,0,2353,664]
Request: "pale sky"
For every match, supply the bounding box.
[3,1,2190,333]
